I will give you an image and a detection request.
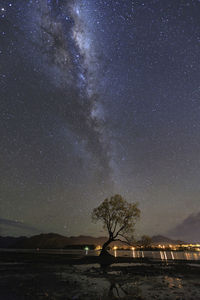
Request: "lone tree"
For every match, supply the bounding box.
[92,194,140,256]
[139,235,152,248]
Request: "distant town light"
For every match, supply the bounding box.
[95,245,101,250]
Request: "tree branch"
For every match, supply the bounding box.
[113,222,127,239]
[113,238,132,246]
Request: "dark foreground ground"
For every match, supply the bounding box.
[1,251,200,300]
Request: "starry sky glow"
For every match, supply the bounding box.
[1,0,200,240]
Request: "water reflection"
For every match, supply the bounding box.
[106,279,141,299]
[109,249,200,261]
[3,248,200,260]
[165,276,183,289]
[108,281,126,298]
[84,246,89,255]
[132,249,135,258]
[185,251,199,260]
[114,250,117,258]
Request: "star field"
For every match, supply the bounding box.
[1,0,200,240]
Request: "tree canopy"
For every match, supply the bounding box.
[92,194,140,255]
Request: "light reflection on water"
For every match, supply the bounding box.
[164,276,183,289]
[108,250,200,261]
[114,249,117,257]
[1,248,200,260]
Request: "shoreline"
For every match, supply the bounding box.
[1,251,200,299]
[1,250,200,265]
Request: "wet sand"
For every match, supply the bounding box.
[1,251,200,299]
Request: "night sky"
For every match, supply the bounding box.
[1,0,200,241]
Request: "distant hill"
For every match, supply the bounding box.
[151,235,185,245]
[0,233,109,249]
[13,233,70,249]
[0,233,186,249]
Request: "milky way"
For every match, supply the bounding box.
[1,0,200,240]
[23,0,112,180]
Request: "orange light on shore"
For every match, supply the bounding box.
[95,245,101,250]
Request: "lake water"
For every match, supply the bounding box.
[109,249,200,261]
[1,248,200,261]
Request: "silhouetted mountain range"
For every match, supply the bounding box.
[150,235,185,245]
[0,234,108,249]
[0,233,186,249]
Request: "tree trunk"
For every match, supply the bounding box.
[99,238,115,270]
[100,238,113,256]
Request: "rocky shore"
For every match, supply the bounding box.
[1,251,200,299]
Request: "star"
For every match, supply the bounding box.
[1,0,200,241]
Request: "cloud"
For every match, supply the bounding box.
[167,212,200,243]
[0,218,40,235]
